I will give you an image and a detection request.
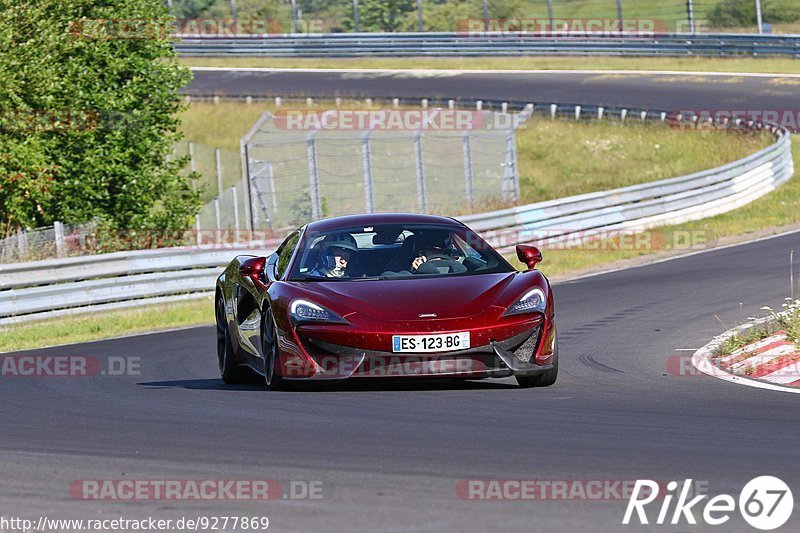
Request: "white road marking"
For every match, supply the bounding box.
[189,67,800,79]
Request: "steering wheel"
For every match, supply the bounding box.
[414,256,465,275]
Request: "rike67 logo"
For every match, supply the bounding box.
[623,477,793,530]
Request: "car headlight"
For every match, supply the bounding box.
[504,288,546,316]
[289,299,348,324]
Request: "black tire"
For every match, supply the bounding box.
[216,296,249,384]
[516,334,559,388]
[261,307,285,391]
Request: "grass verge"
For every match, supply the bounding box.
[0,298,213,353]
[534,142,800,277]
[181,56,800,75]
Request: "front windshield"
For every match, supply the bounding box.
[288,223,514,281]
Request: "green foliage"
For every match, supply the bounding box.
[358,0,415,32]
[709,0,800,27]
[0,0,200,234]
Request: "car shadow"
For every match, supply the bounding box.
[138,377,518,392]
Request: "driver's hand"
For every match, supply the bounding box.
[411,256,427,271]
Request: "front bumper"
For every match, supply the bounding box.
[275,318,554,380]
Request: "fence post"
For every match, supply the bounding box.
[54,221,65,258]
[291,0,297,33]
[233,184,240,233]
[686,0,695,33]
[244,144,259,229]
[616,0,624,31]
[414,131,427,212]
[362,129,375,214]
[546,0,554,29]
[215,148,224,198]
[353,0,359,31]
[503,128,518,201]
[268,163,277,213]
[214,198,221,234]
[756,0,763,34]
[462,133,474,206]
[307,131,322,220]
[189,142,196,173]
[195,217,201,246]
[239,139,253,233]
[483,0,489,31]
[17,229,28,261]
[417,0,423,32]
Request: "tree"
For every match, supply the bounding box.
[358,0,415,32]
[0,0,200,234]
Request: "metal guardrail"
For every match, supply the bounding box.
[175,32,800,57]
[0,101,793,325]
[0,242,280,325]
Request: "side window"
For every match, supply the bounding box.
[275,232,300,279]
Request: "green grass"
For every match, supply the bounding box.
[181,56,800,74]
[515,120,770,202]
[0,298,213,353]
[533,142,800,278]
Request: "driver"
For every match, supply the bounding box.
[410,231,466,273]
[311,233,358,278]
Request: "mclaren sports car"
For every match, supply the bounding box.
[215,213,557,389]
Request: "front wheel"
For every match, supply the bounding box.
[516,334,558,388]
[261,308,285,391]
[216,296,249,384]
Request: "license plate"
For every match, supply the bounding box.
[392,332,470,353]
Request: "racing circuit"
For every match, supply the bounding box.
[2,70,800,531]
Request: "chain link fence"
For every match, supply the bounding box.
[168,0,798,34]
[242,105,530,232]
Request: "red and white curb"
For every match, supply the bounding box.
[692,316,800,394]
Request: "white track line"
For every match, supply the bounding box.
[189,67,800,78]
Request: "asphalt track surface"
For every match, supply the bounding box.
[2,71,800,532]
[184,68,800,111]
[3,231,800,532]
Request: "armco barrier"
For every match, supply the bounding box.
[0,242,280,325]
[174,32,800,58]
[0,103,793,325]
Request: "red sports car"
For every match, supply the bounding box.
[215,213,557,389]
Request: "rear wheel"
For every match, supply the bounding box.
[216,296,249,384]
[261,308,285,390]
[516,334,558,388]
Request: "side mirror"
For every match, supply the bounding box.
[516,244,543,270]
[239,257,267,287]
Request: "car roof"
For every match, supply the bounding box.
[305,213,464,233]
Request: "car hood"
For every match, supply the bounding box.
[298,273,516,321]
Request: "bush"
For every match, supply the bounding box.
[709,0,800,27]
[0,0,201,234]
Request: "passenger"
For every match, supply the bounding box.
[311,234,358,278]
